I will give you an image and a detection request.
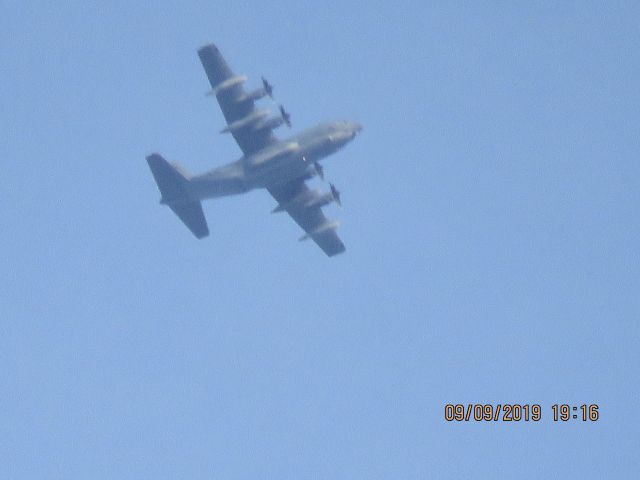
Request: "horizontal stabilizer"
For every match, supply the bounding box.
[169,201,209,239]
[147,153,190,202]
[146,153,209,239]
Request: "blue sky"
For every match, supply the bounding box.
[1,1,638,478]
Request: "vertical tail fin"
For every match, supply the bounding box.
[146,153,209,239]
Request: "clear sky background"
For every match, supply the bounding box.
[2,1,638,478]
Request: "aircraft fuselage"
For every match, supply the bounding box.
[187,121,361,201]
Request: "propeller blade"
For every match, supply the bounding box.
[314,162,324,180]
[330,183,342,207]
[261,76,274,98]
[279,105,291,127]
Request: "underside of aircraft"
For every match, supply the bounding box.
[146,43,361,256]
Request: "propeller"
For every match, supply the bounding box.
[279,105,291,128]
[330,183,342,207]
[313,161,324,180]
[261,76,274,98]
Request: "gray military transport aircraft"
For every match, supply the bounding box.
[146,43,362,256]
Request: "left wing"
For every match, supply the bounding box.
[197,44,277,156]
[268,181,345,257]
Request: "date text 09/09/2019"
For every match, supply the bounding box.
[444,404,600,422]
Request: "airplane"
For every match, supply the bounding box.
[146,43,362,256]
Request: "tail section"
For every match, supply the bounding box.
[146,153,190,204]
[146,153,209,239]
[165,201,209,239]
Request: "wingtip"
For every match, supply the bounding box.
[146,152,165,166]
[331,244,346,256]
[195,229,210,239]
[197,43,219,54]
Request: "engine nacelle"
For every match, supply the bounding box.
[299,221,340,241]
[271,188,337,213]
[207,75,247,96]
[220,109,270,133]
[237,88,268,103]
[254,116,285,132]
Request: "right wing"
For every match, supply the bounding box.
[197,44,277,156]
[268,180,346,257]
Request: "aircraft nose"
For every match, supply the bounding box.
[329,122,362,146]
[346,122,362,140]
